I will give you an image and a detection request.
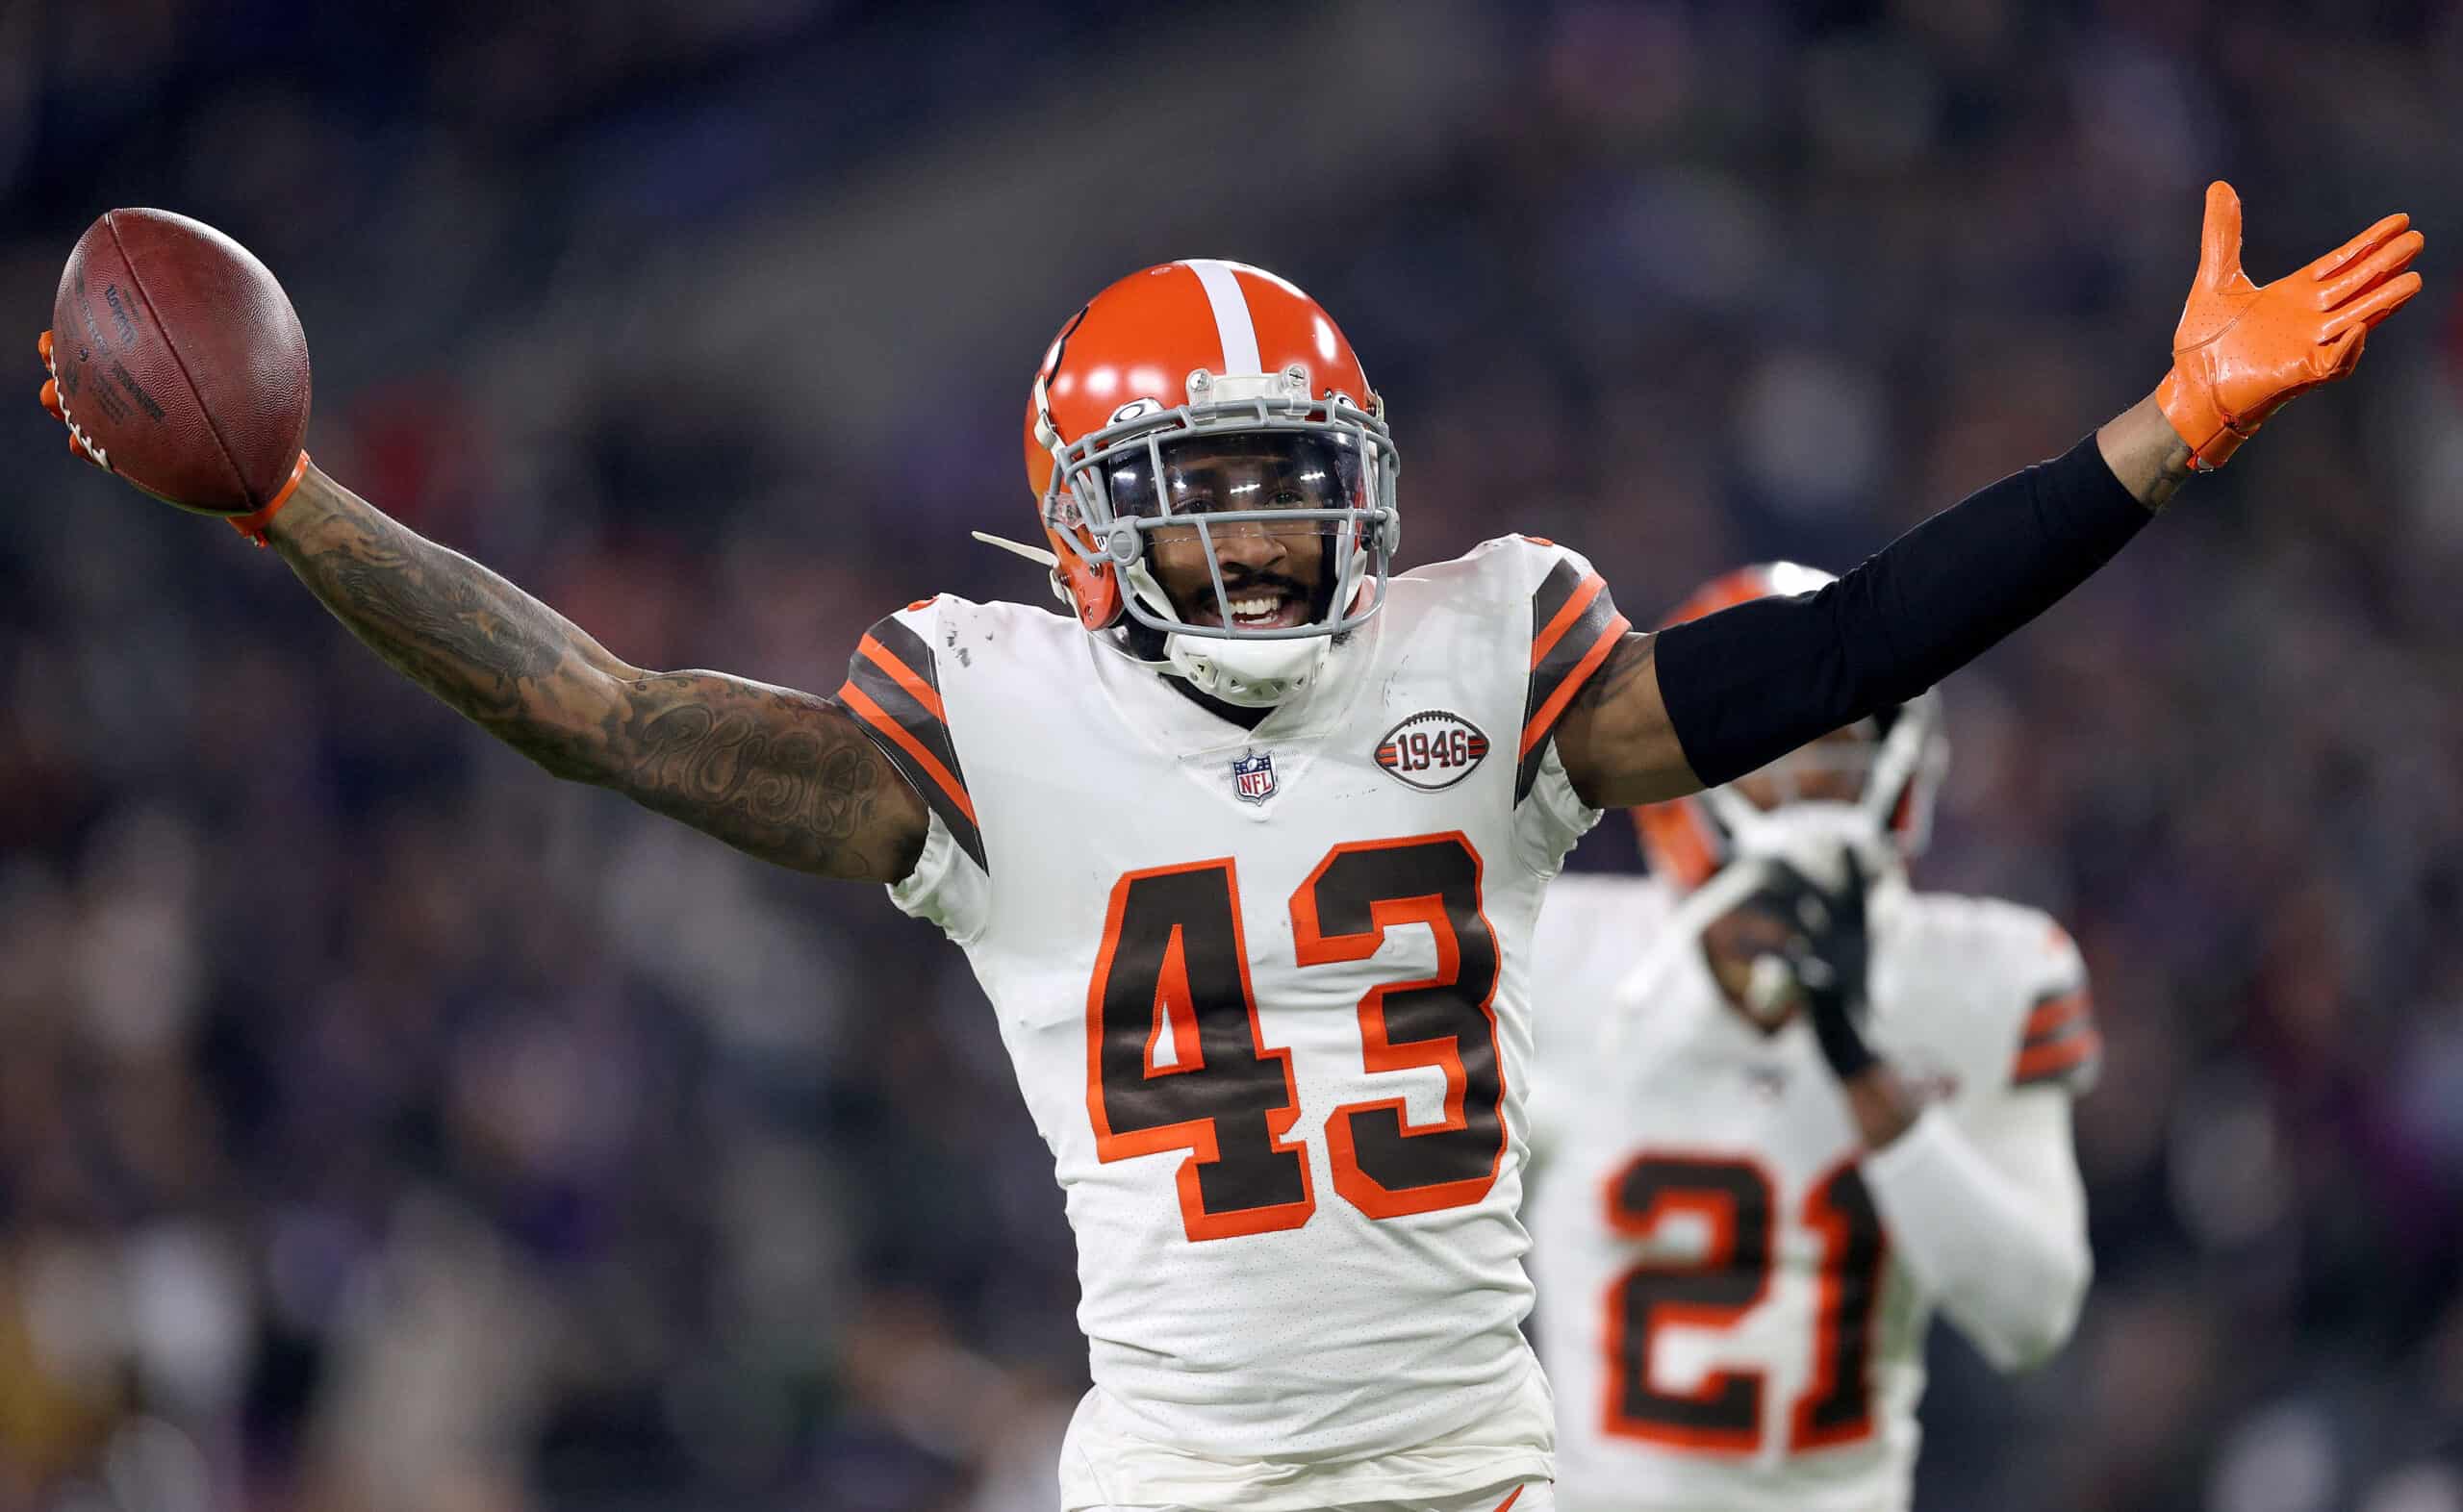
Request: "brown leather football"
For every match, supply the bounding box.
[49,209,311,514]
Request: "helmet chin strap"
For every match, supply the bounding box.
[1119,558,1345,708]
[1165,633,1331,707]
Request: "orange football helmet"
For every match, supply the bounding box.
[1635,563,1947,890]
[1019,260,1400,704]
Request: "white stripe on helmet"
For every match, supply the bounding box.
[1184,260,1263,377]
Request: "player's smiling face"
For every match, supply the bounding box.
[1108,434,1346,632]
[1148,508,1329,632]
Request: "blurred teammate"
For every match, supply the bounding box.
[1525,564,2095,1512]
[36,185,2417,1511]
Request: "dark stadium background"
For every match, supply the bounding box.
[1,2,2458,1509]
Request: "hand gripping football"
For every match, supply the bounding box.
[44,209,310,515]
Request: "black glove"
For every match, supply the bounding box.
[1740,850,1879,1080]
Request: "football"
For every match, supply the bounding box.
[48,208,310,514]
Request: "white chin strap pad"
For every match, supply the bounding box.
[1165,633,1330,707]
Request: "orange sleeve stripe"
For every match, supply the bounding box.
[2024,990,2091,1041]
[1519,610,1633,757]
[858,634,948,724]
[837,679,978,826]
[2015,1027,2101,1082]
[1530,570,1608,669]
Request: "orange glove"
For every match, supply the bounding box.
[2157,181,2425,470]
[36,329,110,468]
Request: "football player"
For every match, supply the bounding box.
[1525,563,2096,1512]
[34,184,2418,1512]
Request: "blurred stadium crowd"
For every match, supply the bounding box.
[1,1,2459,1508]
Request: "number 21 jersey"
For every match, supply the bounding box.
[1523,873,2097,1512]
[836,536,1627,1507]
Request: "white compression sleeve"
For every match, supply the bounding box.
[1857,1096,2092,1371]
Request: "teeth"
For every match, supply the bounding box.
[1229,596,1279,620]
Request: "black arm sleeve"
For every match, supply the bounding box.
[1655,432,2151,787]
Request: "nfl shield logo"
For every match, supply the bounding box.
[1231,749,1278,805]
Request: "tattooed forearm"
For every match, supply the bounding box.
[615,675,923,878]
[265,468,927,880]
[271,470,622,769]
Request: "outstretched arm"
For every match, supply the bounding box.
[1557,182,2422,808]
[1557,398,2192,807]
[268,467,927,881]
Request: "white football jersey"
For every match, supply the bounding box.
[1524,873,2095,1512]
[837,537,1630,1510]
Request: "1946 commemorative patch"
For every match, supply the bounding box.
[1374,711,1490,791]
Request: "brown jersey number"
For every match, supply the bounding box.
[1085,832,1504,1241]
[1600,1152,1889,1454]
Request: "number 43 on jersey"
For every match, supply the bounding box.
[1085,833,1505,1241]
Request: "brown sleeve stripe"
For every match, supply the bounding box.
[1536,568,1615,669]
[837,681,977,828]
[858,634,948,724]
[2013,1026,2101,1086]
[2013,987,2098,1087]
[865,617,943,698]
[834,614,985,872]
[1520,608,1629,759]
[2022,990,2091,1043]
[1531,569,1609,670]
[1528,559,1586,645]
[1517,560,1631,801]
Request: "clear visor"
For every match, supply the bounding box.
[1104,430,1368,523]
